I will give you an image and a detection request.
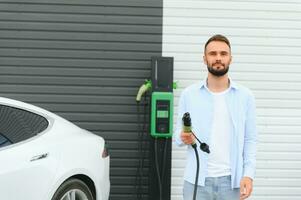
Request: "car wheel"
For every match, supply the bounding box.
[51,178,94,200]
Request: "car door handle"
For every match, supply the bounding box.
[30,153,49,162]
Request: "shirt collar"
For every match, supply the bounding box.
[199,77,238,90]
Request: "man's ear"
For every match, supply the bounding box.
[203,55,207,65]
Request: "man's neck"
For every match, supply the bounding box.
[206,73,230,93]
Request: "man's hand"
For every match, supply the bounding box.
[240,176,253,200]
[180,131,195,145]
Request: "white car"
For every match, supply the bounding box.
[0,97,110,200]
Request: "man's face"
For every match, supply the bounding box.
[203,41,232,77]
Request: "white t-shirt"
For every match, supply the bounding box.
[207,88,232,177]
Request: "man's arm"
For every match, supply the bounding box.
[241,93,257,199]
[174,91,186,146]
[243,93,257,179]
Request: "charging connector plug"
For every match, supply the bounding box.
[136,80,152,102]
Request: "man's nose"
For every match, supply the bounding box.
[216,55,221,61]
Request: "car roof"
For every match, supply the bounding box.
[0,96,54,116]
[0,96,78,128]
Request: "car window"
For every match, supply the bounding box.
[0,133,12,148]
[0,105,49,147]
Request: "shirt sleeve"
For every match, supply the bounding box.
[174,90,186,146]
[243,93,258,179]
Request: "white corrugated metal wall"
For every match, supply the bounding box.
[162,1,301,199]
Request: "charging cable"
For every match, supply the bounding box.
[135,79,151,199]
[182,112,210,200]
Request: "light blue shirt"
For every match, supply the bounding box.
[175,79,257,188]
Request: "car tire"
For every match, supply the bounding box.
[51,178,94,200]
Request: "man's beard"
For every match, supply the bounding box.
[207,63,229,77]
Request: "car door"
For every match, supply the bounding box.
[0,104,59,200]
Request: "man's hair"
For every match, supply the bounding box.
[204,34,231,52]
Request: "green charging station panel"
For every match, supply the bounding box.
[151,92,173,138]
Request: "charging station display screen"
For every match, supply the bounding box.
[151,92,173,137]
[155,100,170,133]
[157,110,168,118]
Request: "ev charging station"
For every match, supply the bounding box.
[150,56,174,138]
[136,56,174,200]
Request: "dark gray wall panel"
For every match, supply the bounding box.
[0,1,163,199]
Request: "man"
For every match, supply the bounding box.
[175,34,257,200]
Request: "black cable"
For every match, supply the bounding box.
[161,138,168,188]
[135,102,142,200]
[139,96,148,199]
[135,96,149,200]
[192,144,200,200]
[182,112,209,200]
[191,131,210,154]
[141,95,148,177]
[191,132,202,146]
[154,138,163,200]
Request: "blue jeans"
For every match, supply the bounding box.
[183,176,240,200]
